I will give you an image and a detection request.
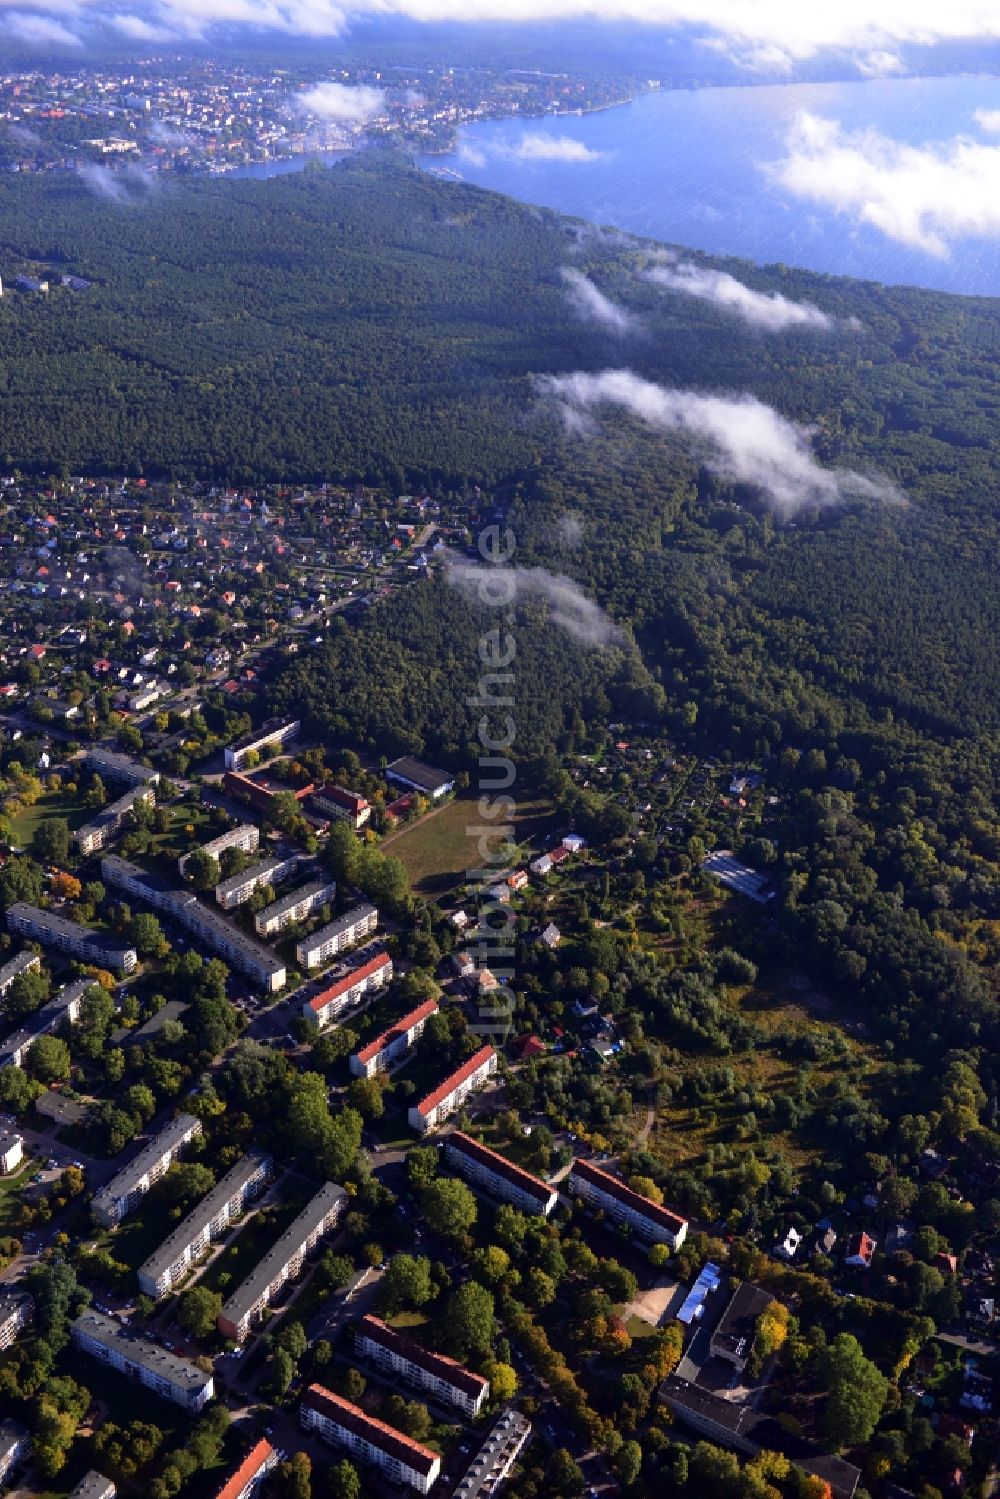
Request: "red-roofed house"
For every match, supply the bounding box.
[845,1231,876,1269]
[304,951,393,1030]
[213,1440,279,1499]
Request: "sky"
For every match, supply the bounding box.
[6,0,1000,65]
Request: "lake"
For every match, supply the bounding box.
[417,76,1000,296]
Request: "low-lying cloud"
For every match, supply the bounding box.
[3,10,83,47]
[460,132,605,170]
[560,268,635,336]
[445,556,625,648]
[646,262,847,333]
[542,369,902,517]
[771,111,1000,257]
[296,81,386,123]
[79,163,156,203]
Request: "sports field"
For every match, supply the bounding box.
[386,791,557,899]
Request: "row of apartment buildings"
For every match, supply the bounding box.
[71,1309,215,1411]
[138,1150,272,1298]
[296,901,378,973]
[0,976,93,1070]
[215,853,302,911]
[91,1112,202,1228]
[254,877,337,938]
[101,856,286,992]
[0,948,40,999]
[6,902,137,974]
[218,1182,345,1342]
[303,947,392,1030]
[444,1130,558,1218]
[569,1157,688,1249]
[408,1045,498,1134]
[178,821,258,878]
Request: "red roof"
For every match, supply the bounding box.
[548,845,570,865]
[308,951,392,1014]
[315,784,369,814]
[513,1034,545,1059]
[355,998,438,1066]
[412,1045,496,1119]
[447,1130,555,1206]
[356,1314,488,1400]
[302,1384,438,1476]
[214,1440,275,1499]
[571,1158,688,1236]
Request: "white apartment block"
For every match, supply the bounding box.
[215,854,301,911]
[350,998,438,1078]
[0,978,92,1071]
[355,1314,490,1417]
[408,1046,498,1134]
[445,1131,559,1217]
[86,748,160,788]
[296,902,378,971]
[569,1158,688,1248]
[303,950,392,1030]
[68,1470,116,1499]
[178,823,259,878]
[0,1421,29,1489]
[218,1182,345,1342]
[254,878,337,938]
[0,1133,23,1174]
[92,1113,202,1228]
[213,1440,279,1499]
[224,717,300,772]
[71,1310,214,1411]
[301,1385,441,1496]
[0,1292,32,1351]
[138,1151,272,1298]
[0,949,40,998]
[75,784,156,856]
[6,902,137,974]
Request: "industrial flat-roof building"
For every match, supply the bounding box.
[569,1158,688,1249]
[212,1440,279,1499]
[408,1046,498,1134]
[445,1130,558,1217]
[303,949,392,1030]
[255,878,337,938]
[215,854,301,911]
[296,902,378,972]
[218,1182,345,1342]
[76,783,156,856]
[178,823,259,879]
[71,1310,214,1411]
[355,1314,490,1417]
[138,1151,272,1298]
[6,902,137,974]
[385,757,455,800]
[101,857,286,993]
[301,1384,441,1495]
[91,1112,202,1228]
[350,998,438,1078]
[0,1291,32,1351]
[224,717,300,772]
[0,949,40,998]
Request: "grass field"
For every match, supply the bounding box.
[0,1151,38,1232]
[387,791,557,899]
[9,786,94,849]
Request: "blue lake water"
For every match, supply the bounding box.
[417,76,1000,296]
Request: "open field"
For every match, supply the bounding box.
[9,786,94,849]
[387,791,557,899]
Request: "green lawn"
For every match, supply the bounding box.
[387,791,556,899]
[9,787,94,850]
[0,1151,38,1232]
[199,1188,310,1295]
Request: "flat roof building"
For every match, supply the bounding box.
[138,1151,272,1299]
[178,823,259,878]
[68,1472,116,1499]
[254,878,337,938]
[303,949,392,1030]
[408,1046,498,1135]
[0,1291,32,1351]
[212,1440,279,1499]
[92,1112,202,1228]
[709,1282,774,1371]
[215,854,302,911]
[0,978,100,1071]
[445,1130,558,1217]
[350,998,438,1078]
[355,1314,489,1417]
[0,1420,29,1489]
[71,1309,214,1412]
[385,756,455,799]
[0,949,40,998]
[76,783,156,856]
[224,717,300,772]
[452,1408,532,1499]
[6,902,137,974]
[301,1384,440,1495]
[570,1158,688,1249]
[86,748,160,787]
[218,1182,345,1343]
[296,903,378,972]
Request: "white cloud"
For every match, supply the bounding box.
[771,111,1000,257]
[114,12,174,38]
[79,162,156,202]
[445,556,625,647]
[561,268,636,335]
[2,10,83,45]
[542,368,901,516]
[856,49,905,76]
[974,108,1000,132]
[646,262,846,333]
[296,81,386,122]
[509,132,604,163]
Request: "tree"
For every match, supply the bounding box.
[347,1075,384,1121]
[615,1440,642,1487]
[265,1346,295,1398]
[177,1286,223,1340]
[31,817,70,865]
[445,1281,495,1358]
[50,871,81,901]
[6,967,50,1020]
[379,1254,434,1315]
[129,911,168,958]
[483,1359,517,1401]
[185,847,220,892]
[162,1161,216,1205]
[549,1449,585,1496]
[326,1460,361,1499]
[419,1177,477,1240]
[274,1452,312,1499]
[26,1034,70,1083]
[816,1333,889,1449]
